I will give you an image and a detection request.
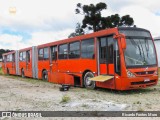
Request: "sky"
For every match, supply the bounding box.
[0,0,160,50]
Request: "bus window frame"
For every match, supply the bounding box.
[58,43,68,60]
[38,47,49,61]
[81,38,95,59]
[69,41,80,59]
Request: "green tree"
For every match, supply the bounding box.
[75,2,134,32]
[75,2,107,32]
[0,49,12,59]
[105,14,134,28]
[68,23,84,38]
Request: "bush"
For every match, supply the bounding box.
[60,95,71,103]
[0,67,3,75]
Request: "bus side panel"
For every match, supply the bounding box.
[6,62,14,75]
[57,59,97,85]
[57,60,68,84]
[99,64,107,74]
[79,59,97,73]
[49,71,58,83]
[38,60,50,79]
[19,61,26,75]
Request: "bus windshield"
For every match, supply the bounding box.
[124,38,156,67]
[119,29,157,68]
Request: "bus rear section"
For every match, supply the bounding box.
[2,51,19,75]
[19,46,38,78]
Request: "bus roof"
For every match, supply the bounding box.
[2,50,15,56]
[118,27,150,32]
[19,47,32,52]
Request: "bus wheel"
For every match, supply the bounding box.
[21,69,25,78]
[83,71,95,89]
[42,70,48,81]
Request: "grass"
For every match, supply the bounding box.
[60,95,71,103]
[1,72,47,85]
[0,67,4,75]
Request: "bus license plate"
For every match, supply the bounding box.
[144,78,150,82]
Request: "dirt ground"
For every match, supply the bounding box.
[0,75,160,119]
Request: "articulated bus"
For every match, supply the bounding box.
[2,27,158,90]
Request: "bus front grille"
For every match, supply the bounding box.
[131,80,156,85]
[135,71,154,75]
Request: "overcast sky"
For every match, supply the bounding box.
[0,0,160,50]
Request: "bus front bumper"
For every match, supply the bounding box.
[121,75,158,90]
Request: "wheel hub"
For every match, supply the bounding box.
[86,77,92,86]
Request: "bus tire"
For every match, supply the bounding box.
[42,70,48,81]
[83,71,95,89]
[21,69,25,78]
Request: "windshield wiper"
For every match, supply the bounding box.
[139,39,146,63]
[129,38,142,57]
[145,38,149,57]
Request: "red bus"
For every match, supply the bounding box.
[2,27,158,90]
[2,50,19,75]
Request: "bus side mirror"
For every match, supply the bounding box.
[121,37,126,49]
[113,34,126,49]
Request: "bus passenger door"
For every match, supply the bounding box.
[99,36,115,75]
[50,46,58,83]
[97,36,116,88]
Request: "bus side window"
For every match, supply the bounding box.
[19,52,23,61]
[7,55,12,62]
[9,54,12,62]
[69,41,80,59]
[81,38,94,59]
[58,44,68,59]
[38,49,43,60]
[26,51,30,62]
[12,54,15,62]
[44,48,49,60]
[38,48,49,60]
[22,52,26,61]
[51,46,57,61]
[2,56,6,62]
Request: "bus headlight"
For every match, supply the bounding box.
[154,70,158,75]
[127,70,136,77]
